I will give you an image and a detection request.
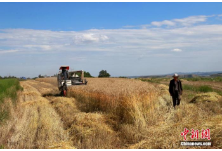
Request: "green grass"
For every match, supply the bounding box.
[183,84,213,92]
[198,85,213,92]
[0,110,9,124]
[214,89,222,96]
[139,78,168,84]
[0,79,22,124]
[183,84,222,95]
[139,77,222,95]
[184,77,222,82]
[0,79,22,104]
[0,145,4,149]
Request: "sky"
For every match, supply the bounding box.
[0,2,222,77]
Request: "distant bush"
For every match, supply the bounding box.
[38,74,44,78]
[0,76,17,79]
[119,76,128,78]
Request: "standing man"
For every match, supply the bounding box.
[169,73,183,108]
[62,68,69,80]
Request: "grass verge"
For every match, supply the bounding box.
[184,77,222,82]
[138,78,169,84]
[183,84,222,95]
[0,78,22,123]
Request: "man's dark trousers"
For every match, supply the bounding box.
[172,90,180,107]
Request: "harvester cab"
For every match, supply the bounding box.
[57,66,88,96]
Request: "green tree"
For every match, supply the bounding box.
[53,74,58,77]
[76,71,93,77]
[98,70,110,78]
[38,74,44,78]
[84,71,92,77]
[119,76,127,78]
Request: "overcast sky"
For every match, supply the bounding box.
[0,3,222,77]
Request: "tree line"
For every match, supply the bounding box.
[0,76,17,79]
[82,70,111,77]
[53,70,111,78]
[75,70,111,78]
[0,70,111,80]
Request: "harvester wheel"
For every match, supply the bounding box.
[63,90,67,97]
[60,89,67,97]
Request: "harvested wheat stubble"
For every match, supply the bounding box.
[190,92,221,103]
[68,112,121,149]
[46,96,121,149]
[47,96,80,128]
[33,79,121,149]
[27,80,59,95]
[36,77,57,87]
[0,81,72,149]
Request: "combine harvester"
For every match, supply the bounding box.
[57,66,88,96]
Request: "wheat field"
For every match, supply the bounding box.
[0,77,221,149]
[36,77,222,148]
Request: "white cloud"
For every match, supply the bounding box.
[150,15,208,27]
[1,14,222,77]
[173,15,207,26]
[69,56,86,61]
[24,45,52,50]
[0,49,18,54]
[1,23,222,56]
[122,25,135,28]
[151,20,176,27]
[172,48,182,52]
[74,33,109,44]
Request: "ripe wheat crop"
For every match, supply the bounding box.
[68,78,168,124]
[35,77,222,148]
